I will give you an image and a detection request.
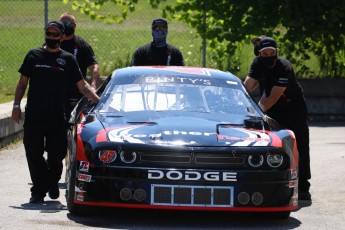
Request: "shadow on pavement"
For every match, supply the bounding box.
[9,182,67,213]
[9,201,67,213]
[66,208,303,229]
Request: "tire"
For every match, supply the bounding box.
[65,140,95,215]
[66,160,84,215]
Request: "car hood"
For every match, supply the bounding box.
[93,113,277,147]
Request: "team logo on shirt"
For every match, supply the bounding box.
[56,58,66,65]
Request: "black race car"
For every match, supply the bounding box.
[65,66,298,218]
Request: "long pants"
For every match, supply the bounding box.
[268,105,311,193]
[23,119,67,197]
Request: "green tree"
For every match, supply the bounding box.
[64,0,345,78]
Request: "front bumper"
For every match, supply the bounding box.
[72,165,298,212]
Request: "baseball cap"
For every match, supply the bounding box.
[152,18,168,29]
[251,35,266,45]
[259,37,277,52]
[45,20,65,34]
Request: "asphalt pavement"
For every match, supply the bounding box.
[0,121,344,229]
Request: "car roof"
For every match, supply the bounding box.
[111,66,241,82]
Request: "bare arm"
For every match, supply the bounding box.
[243,76,259,93]
[12,75,29,123]
[258,86,286,112]
[88,63,100,89]
[76,79,100,104]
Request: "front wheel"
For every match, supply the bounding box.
[66,160,84,215]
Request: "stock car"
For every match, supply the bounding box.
[65,66,299,219]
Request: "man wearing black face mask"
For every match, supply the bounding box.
[12,20,100,203]
[59,12,100,121]
[243,37,311,201]
[131,18,184,66]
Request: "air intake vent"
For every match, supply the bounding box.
[151,184,234,207]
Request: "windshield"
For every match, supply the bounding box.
[96,76,259,117]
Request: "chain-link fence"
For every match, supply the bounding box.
[0,0,207,102]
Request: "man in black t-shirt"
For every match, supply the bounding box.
[59,12,100,120]
[131,18,184,66]
[243,37,311,201]
[12,21,99,204]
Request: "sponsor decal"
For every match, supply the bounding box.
[77,194,84,201]
[145,76,212,85]
[76,186,85,201]
[99,150,117,163]
[107,126,271,146]
[289,180,298,188]
[291,168,298,179]
[150,67,213,76]
[35,64,63,72]
[148,169,237,182]
[79,161,89,172]
[78,173,92,182]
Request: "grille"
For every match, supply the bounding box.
[141,153,191,163]
[151,184,233,207]
[140,152,244,166]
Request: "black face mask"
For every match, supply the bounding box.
[64,26,75,36]
[259,55,277,68]
[45,38,61,49]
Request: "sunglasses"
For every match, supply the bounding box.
[153,26,167,32]
[63,21,73,27]
[45,31,62,38]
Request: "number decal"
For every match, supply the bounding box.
[99,150,117,163]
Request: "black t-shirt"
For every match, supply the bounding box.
[131,43,184,66]
[248,57,306,113]
[18,47,83,120]
[60,36,98,99]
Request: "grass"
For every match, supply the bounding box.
[0,0,321,103]
[0,0,206,103]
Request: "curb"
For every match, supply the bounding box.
[0,99,26,148]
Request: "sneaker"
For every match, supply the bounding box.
[29,195,44,203]
[299,191,311,201]
[48,184,60,199]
